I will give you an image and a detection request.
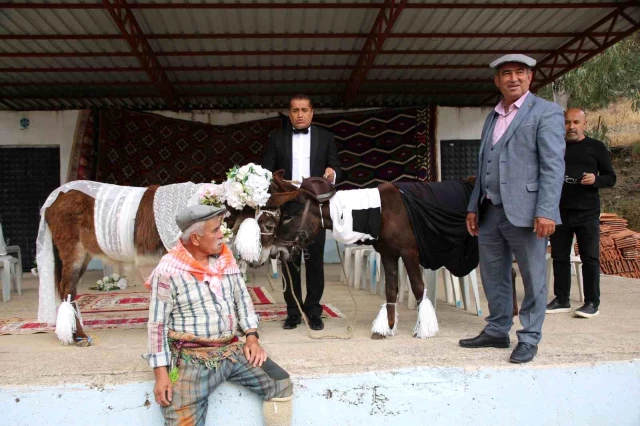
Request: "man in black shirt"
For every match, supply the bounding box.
[546,108,616,318]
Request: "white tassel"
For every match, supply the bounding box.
[413,289,439,339]
[235,218,262,263]
[55,295,77,345]
[371,303,398,336]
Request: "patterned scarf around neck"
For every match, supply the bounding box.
[144,240,240,294]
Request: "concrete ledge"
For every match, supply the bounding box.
[3,361,639,426]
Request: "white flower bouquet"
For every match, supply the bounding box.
[220,222,234,243]
[196,182,226,207]
[90,273,127,291]
[223,163,272,210]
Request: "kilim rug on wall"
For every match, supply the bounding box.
[314,106,436,189]
[0,304,344,335]
[67,109,98,181]
[96,110,281,186]
[73,287,276,313]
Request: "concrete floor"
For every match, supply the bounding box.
[1,264,639,388]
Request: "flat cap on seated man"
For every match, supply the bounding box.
[175,204,226,232]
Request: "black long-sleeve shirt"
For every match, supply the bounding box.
[560,136,616,211]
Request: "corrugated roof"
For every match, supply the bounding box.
[0,0,638,110]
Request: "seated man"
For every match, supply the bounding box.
[143,204,293,426]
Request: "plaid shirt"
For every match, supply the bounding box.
[143,259,260,368]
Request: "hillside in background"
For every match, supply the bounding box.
[590,100,640,231]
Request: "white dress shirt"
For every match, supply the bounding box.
[291,127,311,187]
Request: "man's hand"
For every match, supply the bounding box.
[533,217,556,238]
[466,212,479,236]
[153,367,173,407]
[323,167,336,183]
[243,337,267,368]
[581,173,596,185]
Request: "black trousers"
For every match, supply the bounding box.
[282,231,326,317]
[549,209,601,307]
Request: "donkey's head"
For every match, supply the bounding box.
[225,205,280,267]
[271,175,335,258]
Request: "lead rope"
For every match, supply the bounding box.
[265,241,358,340]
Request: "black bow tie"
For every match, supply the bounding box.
[292,127,309,135]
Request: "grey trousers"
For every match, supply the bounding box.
[478,203,548,345]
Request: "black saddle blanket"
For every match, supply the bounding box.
[393,180,479,277]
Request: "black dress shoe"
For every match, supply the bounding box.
[459,331,510,348]
[308,315,324,331]
[509,342,538,364]
[283,315,302,330]
[546,297,571,314]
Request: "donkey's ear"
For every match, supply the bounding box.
[265,190,300,207]
[273,170,286,181]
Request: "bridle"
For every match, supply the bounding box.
[255,208,280,236]
[275,186,336,248]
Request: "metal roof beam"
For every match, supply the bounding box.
[344,0,408,105]
[0,2,629,9]
[101,0,179,109]
[0,32,626,41]
[0,78,494,87]
[0,63,584,73]
[0,48,601,58]
[0,89,496,101]
[531,4,640,90]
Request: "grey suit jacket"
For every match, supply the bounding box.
[467,93,566,227]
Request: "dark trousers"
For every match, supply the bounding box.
[282,231,326,317]
[550,209,601,307]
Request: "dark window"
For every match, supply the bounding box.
[440,140,480,181]
[0,147,60,269]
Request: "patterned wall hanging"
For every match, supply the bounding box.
[96,110,281,186]
[67,109,98,181]
[314,106,436,189]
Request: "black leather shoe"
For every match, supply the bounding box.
[308,315,324,331]
[574,302,599,318]
[459,331,510,348]
[283,315,302,330]
[509,342,538,364]
[546,297,571,314]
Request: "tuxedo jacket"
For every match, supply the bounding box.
[262,124,343,183]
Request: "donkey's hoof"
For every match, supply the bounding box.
[74,336,92,347]
[371,333,387,340]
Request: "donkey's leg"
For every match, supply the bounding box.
[372,253,400,340]
[401,252,425,305]
[58,250,91,341]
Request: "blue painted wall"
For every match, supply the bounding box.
[3,361,639,425]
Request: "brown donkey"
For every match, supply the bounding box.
[41,183,280,345]
[267,174,481,339]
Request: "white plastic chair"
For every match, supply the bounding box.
[0,222,22,302]
[341,245,375,288]
[359,250,382,294]
[1,255,21,302]
[398,260,482,316]
[546,236,584,302]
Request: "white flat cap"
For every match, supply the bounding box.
[176,204,226,232]
[490,54,536,69]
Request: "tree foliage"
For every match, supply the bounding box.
[538,32,640,111]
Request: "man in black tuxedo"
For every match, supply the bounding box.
[262,94,342,330]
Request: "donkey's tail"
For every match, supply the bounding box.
[36,218,59,325]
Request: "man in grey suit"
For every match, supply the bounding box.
[460,54,566,363]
